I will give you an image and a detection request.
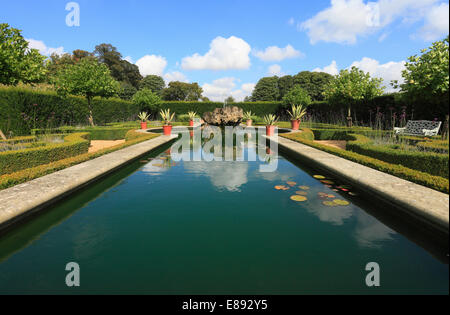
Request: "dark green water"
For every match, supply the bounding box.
[0,131,448,294]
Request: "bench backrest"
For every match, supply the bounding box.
[405,120,441,134]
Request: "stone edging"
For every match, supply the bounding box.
[0,134,177,231]
[264,133,449,234]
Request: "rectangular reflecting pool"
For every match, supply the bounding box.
[0,129,448,294]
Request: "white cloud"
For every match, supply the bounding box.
[163,71,188,84]
[416,2,449,41]
[254,44,303,62]
[288,17,295,26]
[26,39,65,56]
[350,57,406,91]
[135,55,167,76]
[313,60,339,75]
[181,36,251,70]
[268,64,284,76]
[202,77,254,102]
[123,56,134,63]
[300,0,443,44]
[314,58,406,91]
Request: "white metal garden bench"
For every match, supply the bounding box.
[394,120,442,137]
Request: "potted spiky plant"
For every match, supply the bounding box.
[243,111,253,127]
[160,108,175,135]
[263,114,278,136]
[138,112,150,130]
[287,105,307,130]
[188,111,197,127]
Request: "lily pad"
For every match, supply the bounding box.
[290,195,308,202]
[296,191,308,196]
[286,181,297,186]
[322,201,337,207]
[333,199,350,206]
[348,192,359,196]
[321,180,335,185]
[313,175,326,179]
[275,185,290,190]
[298,185,310,190]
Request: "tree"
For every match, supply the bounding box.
[0,23,47,85]
[225,96,235,103]
[93,43,142,88]
[282,85,311,109]
[252,76,279,101]
[161,81,203,101]
[54,58,120,126]
[293,71,334,101]
[118,81,137,100]
[140,75,165,94]
[132,88,161,114]
[46,50,95,82]
[278,75,294,99]
[243,96,252,102]
[324,67,384,126]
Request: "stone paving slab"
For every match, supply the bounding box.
[0,134,177,231]
[265,134,449,234]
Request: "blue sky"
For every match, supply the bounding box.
[1,0,449,100]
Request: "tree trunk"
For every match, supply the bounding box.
[87,97,95,127]
[346,106,353,128]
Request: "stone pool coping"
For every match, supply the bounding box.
[264,132,449,234]
[0,134,177,231]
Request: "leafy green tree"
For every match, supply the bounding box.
[293,71,334,101]
[0,23,47,85]
[132,88,161,114]
[324,67,384,126]
[278,75,294,99]
[225,96,235,103]
[53,58,120,126]
[282,85,311,109]
[118,81,137,100]
[140,75,165,94]
[45,50,95,82]
[397,36,449,96]
[161,81,203,101]
[93,43,142,88]
[251,76,279,101]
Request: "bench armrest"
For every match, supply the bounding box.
[423,129,438,137]
[394,127,406,134]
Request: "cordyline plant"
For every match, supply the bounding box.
[160,108,175,125]
[243,111,253,121]
[287,105,307,121]
[263,114,278,126]
[187,111,197,120]
[138,112,150,122]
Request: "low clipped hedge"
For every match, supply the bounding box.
[31,127,133,140]
[0,133,90,176]
[0,131,160,190]
[346,134,449,179]
[416,139,449,153]
[282,129,449,194]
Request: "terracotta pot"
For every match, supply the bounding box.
[189,120,194,127]
[246,119,253,127]
[140,122,147,130]
[266,125,275,136]
[291,119,300,130]
[163,125,172,136]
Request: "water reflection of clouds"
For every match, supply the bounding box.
[307,206,354,226]
[184,160,249,192]
[141,158,170,175]
[353,211,396,248]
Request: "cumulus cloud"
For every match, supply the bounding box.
[313,60,339,75]
[123,56,134,63]
[314,58,406,91]
[181,36,251,70]
[268,64,284,76]
[135,55,167,76]
[202,77,255,102]
[163,71,188,84]
[253,44,303,62]
[300,0,443,44]
[416,2,449,41]
[26,39,65,56]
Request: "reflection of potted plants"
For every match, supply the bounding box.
[138,112,150,130]
[287,105,307,130]
[263,114,278,136]
[188,111,197,127]
[243,111,253,127]
[160,108,175,135]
